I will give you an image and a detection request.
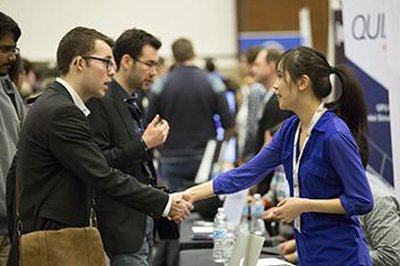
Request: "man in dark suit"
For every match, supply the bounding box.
[87,28,169,266]
[7,26,191,266]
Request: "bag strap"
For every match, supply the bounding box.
[15,176,97,232]
[15,174,23,239]
[89,193,97,227]
[15,170,24,266]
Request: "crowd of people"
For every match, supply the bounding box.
[1,9,399,266]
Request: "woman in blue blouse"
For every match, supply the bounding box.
[186,46,374,265]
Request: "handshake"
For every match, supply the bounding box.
[165,180,213,223]
[167,191,194,223]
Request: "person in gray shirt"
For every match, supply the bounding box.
[0,12,26,266]
[359,183,400,266]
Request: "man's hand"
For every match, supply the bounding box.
[168,192,193,223]
[142,114,169,149]
[179,191,192,204]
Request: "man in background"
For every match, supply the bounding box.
[250,47,291,153]
[147,37,235,193]
[0,12,26,266]
[147,37,235,266]
[250,47,291,196]
[240,46,266,162]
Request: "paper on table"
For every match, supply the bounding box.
[191,226,214,234]
[229,233,249,266]
[228,233,265,266]
[247,234,265,266]
[256,258,295,266]
[223,189,249,227]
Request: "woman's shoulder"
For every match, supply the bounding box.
[320,110,352,137]
[280,114,299,132]
[318,111,359,152]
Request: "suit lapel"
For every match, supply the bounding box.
[109,83,138,141]
[108,81,158,182]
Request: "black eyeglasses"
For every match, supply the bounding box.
[82,55,113,71]
[135,58,159,69]
[0,45,20,55]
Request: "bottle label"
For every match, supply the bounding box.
[253,205,264,217]
[214,228,225,240]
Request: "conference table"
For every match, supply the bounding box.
[178,212,289,265]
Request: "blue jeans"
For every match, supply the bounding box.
[160,155,202,192]
[108,217,154,266]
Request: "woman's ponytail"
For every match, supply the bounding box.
[331,65,369,167]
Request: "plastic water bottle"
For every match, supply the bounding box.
[239,199,252,233]
[213,207,227,263]
[252,194,266,237]
[222,223,235,266]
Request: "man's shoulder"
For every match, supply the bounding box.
[30,84,85,123]
[88,80,126,109]
[33,84,71,110]
[169,66,209,82]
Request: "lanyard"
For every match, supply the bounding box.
[292,103,326,232]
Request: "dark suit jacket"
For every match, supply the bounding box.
[87,80,159,253]
[15,81,169,234]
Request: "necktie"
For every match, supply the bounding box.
[124,93,144,134]
[124,93,156,185]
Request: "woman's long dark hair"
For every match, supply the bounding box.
[278,46,369,166]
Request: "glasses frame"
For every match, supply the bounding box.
[0,45,20,56]
[135,58,159,69]
[82,55,113,71]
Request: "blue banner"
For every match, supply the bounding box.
[239,32,303,52]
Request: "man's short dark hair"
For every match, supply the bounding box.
[205,58,216,72]
[56,26,114,76]
[172,38,194,63]
[245,46,262,65]
[265,47,283,64]
[113,28,161,70]
[0,12,21,42]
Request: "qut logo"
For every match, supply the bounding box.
[352,13,386,40]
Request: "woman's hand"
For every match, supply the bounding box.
[278,239,296,255]
[273,197,308,223]
[262,207,279,220]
